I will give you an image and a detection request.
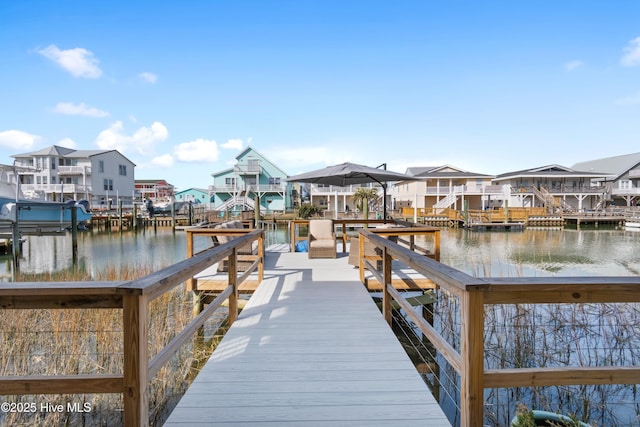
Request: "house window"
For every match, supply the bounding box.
[104,179,113,191]
[51,159,56,170]
[51,176,56,184]
[36,176,41,184]
[43,176,47,185]
[119,165,127,176]
[268,177,281,185]
[620,180,631,189]
[99,161,104,173]
[225,178,236,186]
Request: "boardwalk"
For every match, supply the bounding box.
[165,250,450,426]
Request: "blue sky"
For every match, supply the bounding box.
[1,1,640,191]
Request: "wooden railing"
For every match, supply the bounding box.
[360,229,640,427]
[0,229,264,426]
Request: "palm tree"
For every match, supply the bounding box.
[352,187,380,221]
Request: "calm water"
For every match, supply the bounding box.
[2,225,640,280]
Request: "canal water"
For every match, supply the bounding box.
[3,225,640,281]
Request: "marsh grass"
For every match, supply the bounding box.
[1,264,228,426]
[391,284,640,426]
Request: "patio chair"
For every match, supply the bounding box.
[308,219,336,258]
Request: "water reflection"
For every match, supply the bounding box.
[439,227,640,278]
[2,226,640,281]
[1,229,200,280]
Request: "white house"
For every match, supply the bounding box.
[492,164,610,211]
[392,165,506,212]
[12,145,136,209]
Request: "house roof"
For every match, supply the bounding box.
[493,164,609,181]
[210,167,234,178]
[12,145,76,158]
[572,152,640,180]
[406,165,493,179]
[11,145,136,165]
[176,187,208,194]
[135,179,173,186]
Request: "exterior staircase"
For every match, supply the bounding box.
[532,186,575,213]
[433,193,458,212]
[218,195,255,211]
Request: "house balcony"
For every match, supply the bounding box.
[21,183,91,196]
[209,185,237,193]
[423,184,507,195]
[58,166,91,175]
[234,164,262,175]
[209,184,285,194]
[612,187,640,196]
[251,184,285,193]
[512,185,608,194]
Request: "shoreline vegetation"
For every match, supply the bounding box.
[1,265,228,426]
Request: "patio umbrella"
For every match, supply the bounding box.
[287,162,417,223]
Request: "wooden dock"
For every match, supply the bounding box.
[466,222,524,231]
[165,250,449,426]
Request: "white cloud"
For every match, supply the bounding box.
[38,44,102,78]
[564,60,584,71]
[53,102,109,117]
[96,121,168,155]
[221,138,244,150]
[174,139,219,163]
[621,37,640,67]
[0,130,40,150]
[139,72,158,84]
[151,154,174,167]
[57,137,77,149]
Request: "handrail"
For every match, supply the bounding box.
[360,228,640,427]
[0,229,264,426]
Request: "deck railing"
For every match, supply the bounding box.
[0,229,264,426]
[360,229,640,427]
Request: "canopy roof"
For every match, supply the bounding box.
[287,162,416,186]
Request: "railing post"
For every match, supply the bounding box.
[258,232,264,282]
[289,221,295,253]
[358,234,365,284]
[122,294,149,427]
[382,246,392,325]
[228,248,238,325]
[460,290,485,427]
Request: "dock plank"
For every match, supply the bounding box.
[164,251,450,426]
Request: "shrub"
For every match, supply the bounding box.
[297,203,321,219]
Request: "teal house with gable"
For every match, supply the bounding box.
[175,188,209,205]
[209,147,293,213]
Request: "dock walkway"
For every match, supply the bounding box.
[165,250,449,426]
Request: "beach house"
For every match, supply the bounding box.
[12,145,136,209]
[209,147,293,213]
[391,165,505,213]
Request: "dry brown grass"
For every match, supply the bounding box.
[1,264,227,426]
